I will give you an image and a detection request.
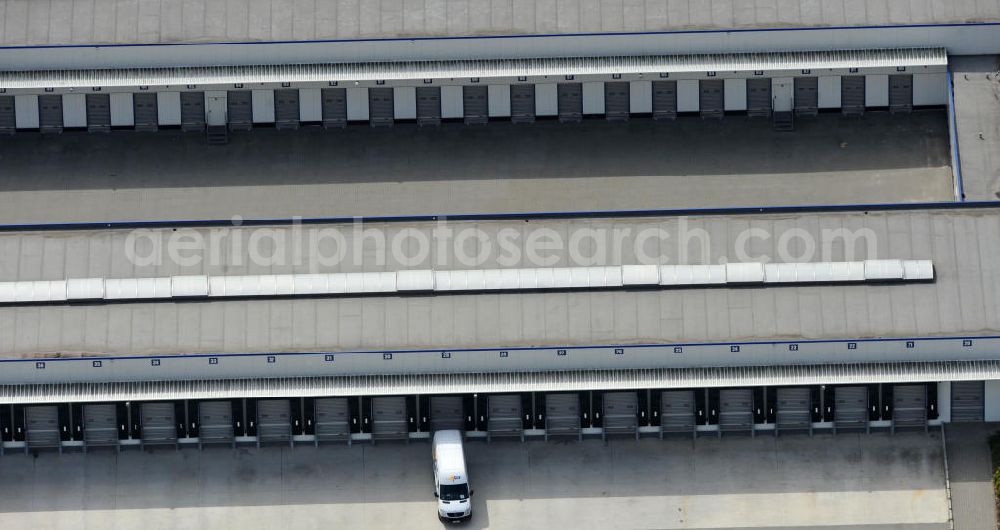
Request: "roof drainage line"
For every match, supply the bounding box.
[0,22,997,51]
[947,67,966,201]
[2,200,1000,233]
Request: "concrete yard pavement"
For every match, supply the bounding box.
[945,422,1000,530]
[0,111,952,225]
[0,432,949,529]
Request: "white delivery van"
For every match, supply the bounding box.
[432,429,473,522]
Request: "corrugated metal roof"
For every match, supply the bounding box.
[0,208,992,357]
[0,48,947,89]
[0,360,993,404]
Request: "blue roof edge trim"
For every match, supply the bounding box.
[3,333,998,363]
[2,199,999,233]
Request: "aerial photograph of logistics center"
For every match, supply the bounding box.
[1,1,1000,529]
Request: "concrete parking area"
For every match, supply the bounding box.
[0,111,952,225]
[0,432,948,530]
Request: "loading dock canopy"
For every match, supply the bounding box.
[0,48,947,92]
[1,360,997,405]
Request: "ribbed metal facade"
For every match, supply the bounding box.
[0,48,947,90]
[1,360,997,405]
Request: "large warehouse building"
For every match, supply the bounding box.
[0,3,999,458]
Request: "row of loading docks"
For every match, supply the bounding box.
[0,381,974,454]
[0,73,944,134]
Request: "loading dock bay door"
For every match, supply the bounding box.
[889,74,913,114]
[463,85,489,125]
[951,381,985,422]
[557,83,583,123]
[274,89,300,130]
[718,389,754,436]
[256,399,292,447]
[510,84,536,123]
[775,387,812,435]
[321,88,348,128]
[430,396,464,432]
[652,80,677,120]
[892,384,928,433]
[604,82,630,121]
[83,404,119,451]
[486,394,523,441]
[133,92,158,131]
[198,400,235,448]
[545,393,582,441]
[660,390,696,437]
[833,386,869,433]
[371,396,408,443]
[140,402,177,447]
[85,93,111,133]
[227,90,253,130]
[25,405,61,452]
[416,86,442,126]
[368,87,394,128]
[0,95,14,133]
[602,391,638,439]
[314,397,351,444]
[794,77,819,117]
[746,78,772,117]
[699,79,724,119]
[841,76,866,116]
[180,92,206,131]
[38,94,64,134]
